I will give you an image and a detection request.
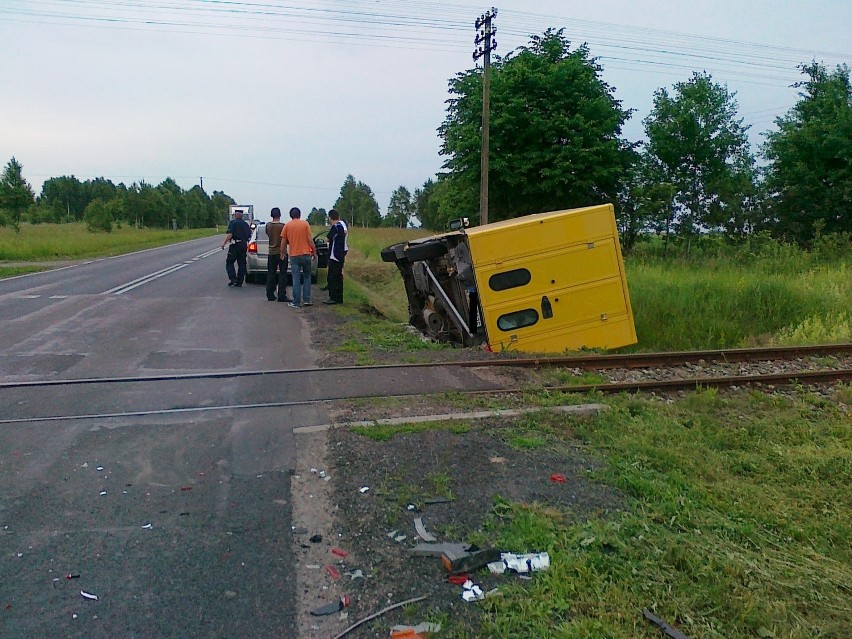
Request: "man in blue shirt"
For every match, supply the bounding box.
[220,209,252,287]
[324,209,347,304]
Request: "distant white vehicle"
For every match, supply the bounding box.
[228,204,254,223]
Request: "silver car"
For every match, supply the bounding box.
[245,221,329,285]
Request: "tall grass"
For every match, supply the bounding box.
[0,222,219,261]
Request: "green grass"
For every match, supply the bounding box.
[0,222,219,261]
[452,386,852,639]
[0,265,53,278]
[351,419,473,442]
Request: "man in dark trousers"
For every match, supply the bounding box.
[220,209,251,287]
[324,208,347,305]
[265,207,288,302]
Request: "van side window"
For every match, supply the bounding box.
[497,309,539,331]
[489,268,531,291]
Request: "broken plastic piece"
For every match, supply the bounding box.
[65,573,80,580]
[326,565,341,580]
[642,608,691,639]
[311,595,349,617]
[394,534,407,542]
[180,486,192,491]
[331,595,428,639]
[550,473,567,483]
[331,547,349,558]
[461,580,484,602]
[141,523,153,529]
[99,491,107,496]
[409,542,471,558]
[80,590,99,601]
[347,569,364,580]
[359,486,370,493]
[413,518,436,543]
[447,574,470,585]
[390,621,442,638]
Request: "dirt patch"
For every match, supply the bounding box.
[293,415,625,638]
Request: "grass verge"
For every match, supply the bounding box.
[451,385,852,639]
[0,222,219,262]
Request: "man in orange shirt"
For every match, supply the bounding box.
[280,207,316,308]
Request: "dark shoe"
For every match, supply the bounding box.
[323,300,340,305]
[303,301,313,306]
[228,280,236,286]
[278,297,291,303]
[267,297,276,302]
[234,282,243,287]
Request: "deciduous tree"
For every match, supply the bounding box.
[333,175,381,227]
[385,186,413,228]
[439,29,633,224]
[762,63,852,244]
[643,72,755,250]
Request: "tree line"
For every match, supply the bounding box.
[2,28,849,249]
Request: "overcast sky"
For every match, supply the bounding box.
[1,0,849,221]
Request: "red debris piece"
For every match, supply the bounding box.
[447,574,470,585]
[340,594,351,608]
[5,604,11,610]
[550,473,567,483]
[180,486,193,491]
[331,547,349,558]
[326,565,341,580]
[66,573,80,580]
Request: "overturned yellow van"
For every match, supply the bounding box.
[381,204,637,354]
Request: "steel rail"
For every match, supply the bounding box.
[0,344,849,389]
[1,369,848,425]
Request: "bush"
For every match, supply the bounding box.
[84,198,113,233]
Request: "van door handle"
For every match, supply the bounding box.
[541,295,553,319]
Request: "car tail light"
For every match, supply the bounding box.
[248,241,258,253]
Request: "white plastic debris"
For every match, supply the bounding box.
[488,552,551,575]
[394,534,407,542]
[387,530,399,538]
[461,580,484,602]
[99,491,107,496]
[80,590,99,601]
[310,468,318,473]
[347,569,364,580]
[359,486,370,493]
[141,523,153,529]
[96,466,104,471]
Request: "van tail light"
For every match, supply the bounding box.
[248,241,258,254]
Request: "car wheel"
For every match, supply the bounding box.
[404,240,447,262]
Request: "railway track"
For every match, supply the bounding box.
[2,343,850,389]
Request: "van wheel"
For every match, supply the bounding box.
[405,240,447,262]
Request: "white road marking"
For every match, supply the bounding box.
[103,248,219,295]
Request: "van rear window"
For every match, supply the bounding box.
[489,268,531,291]
[497,309,539,331]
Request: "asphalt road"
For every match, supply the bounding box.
[0,238,504,638]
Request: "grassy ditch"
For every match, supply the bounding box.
[0,222,219,262]
[336,227,850,353]
[346,385,851,638]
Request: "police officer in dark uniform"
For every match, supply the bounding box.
[220,209,252,287]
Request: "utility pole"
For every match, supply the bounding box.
[474,8,497,226]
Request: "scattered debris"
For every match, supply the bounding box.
[642,608,691,639]
[331,547,349,558]
[98,491,107,496]
[390,621,442,638]
[65,573,80,580]
[487,552,551,575]
[346,569,364,581]
[310,534,323,544]
[292,526,309,535]
[326,565,341,580]
[408,542,471,558]
[224,590,237,599]
[387,530,399,539]
[180,486,192,491]
[311,595,351,616]
[141,523,153,530]
[443,547,502,575]
[447,574,470,585]
[461,580,484,602]
[96,466,104,471]
[359,486,370,493]
[424,497,453,505]
[332,595,428,639]
[413,518,436,543]
[406,504,417,511]
[550,473,567,483]
[489,456,507,464]
[394,534,407,543]
[305,564,321,570]
[80,590,99,601]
